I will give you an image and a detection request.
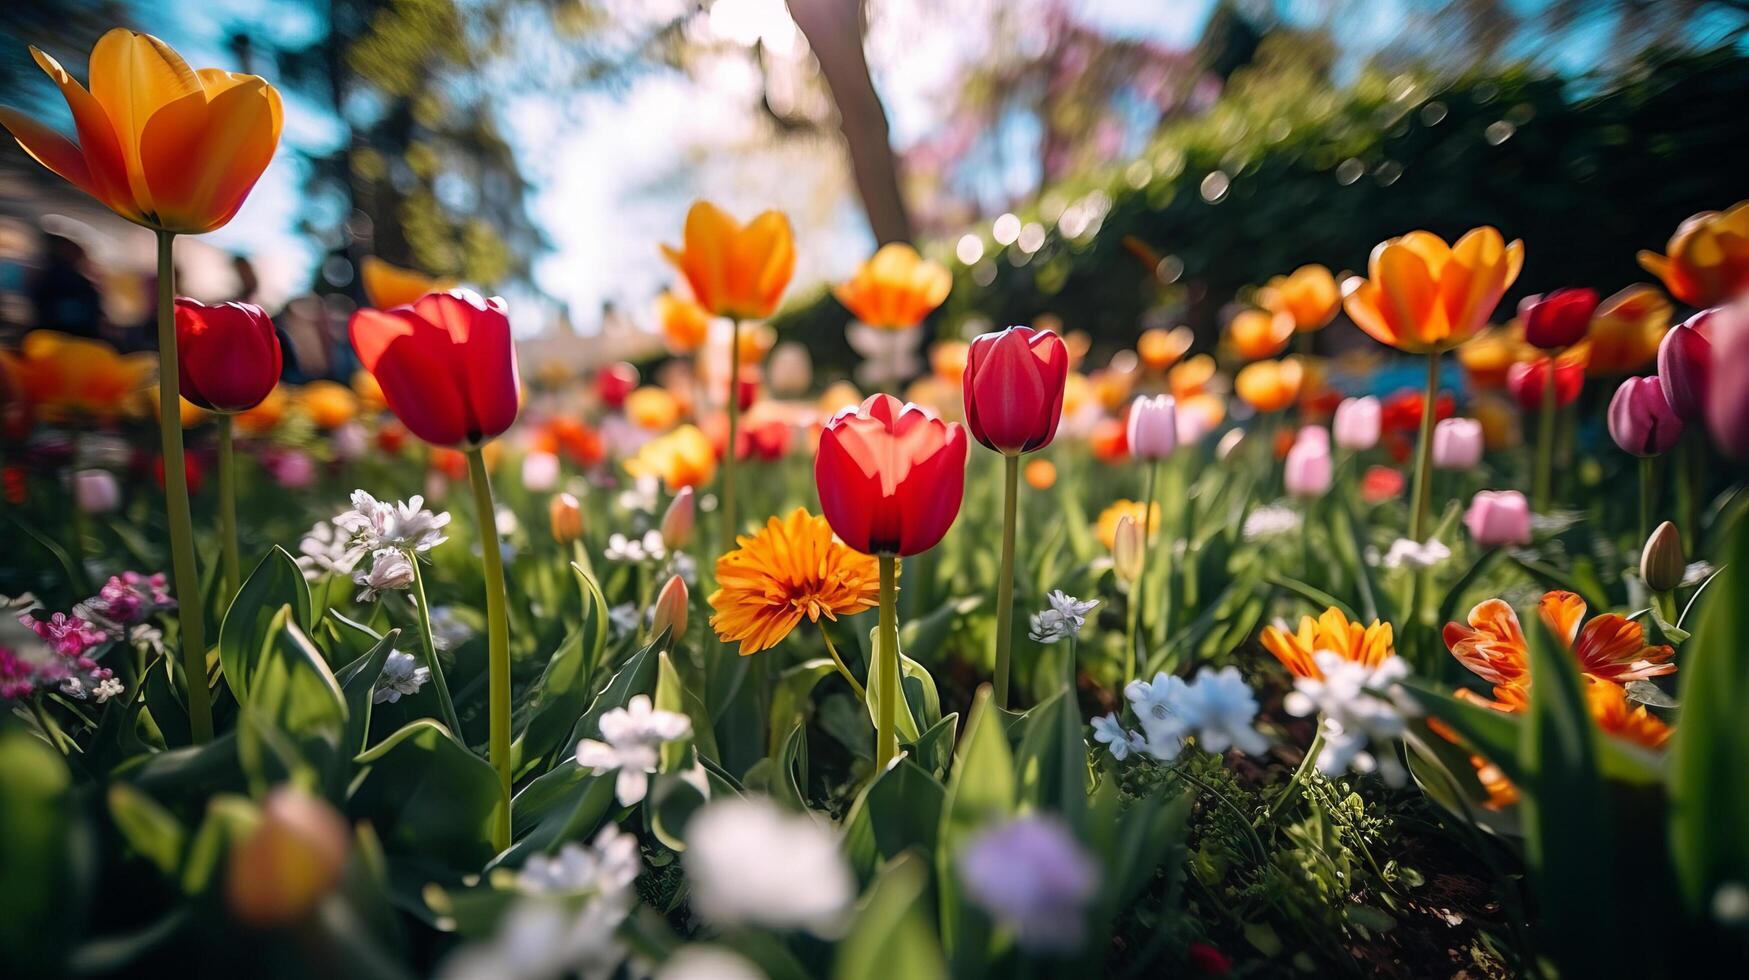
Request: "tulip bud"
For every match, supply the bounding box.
[1640,521,1685,593]
[1607,377,1683,457]
[1125,394,1177,460]
[74,469,120,514]
[1332,396,1381,451]
[651,574,688,638]
[1431,418,1484,470]
[962,326,1070,455]
[549,492,583,544]
[174,298,283,413]
[1658,313,1715,423]
[1283,436,1332,497]
[522,450,560,493]
[596,362,639,409]
[1463,490,1532,547]
[1111,515,1144,585]
[1518,288,1599,350]
[226,787,350,928]
[660,487,696,551]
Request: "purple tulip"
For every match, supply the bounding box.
[1332,396,1381,451]
[1608,376,1683,457]
[1431,418,1483,470]
[1658,312,1715,423]
[1463,490,1532,547]
[957,815,1098,952]
[1126,394,1177,460]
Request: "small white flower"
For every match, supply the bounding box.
[1284,651,1420,786]
[354,549,417,602]
[603,530,666,563]
[92,677,125,702]
[1242,504,1301,540]
[657,947,763,980]
[1124,671,1194,759]
[615,473,660,514]
[517,826,641,899]
[1382,537,1451,570]
[59,676,87,699]
[334,489,450,558]
[1090,713,1145,761]
[296,520,359,580]
[427,606,472,651]
[607,603,640,637]
[1030,591,1099,643]
[574,694,692,806]
[683,797,853,935]
[1177,665,1270,756]
[439,895,629,980]
[373,650,431,704]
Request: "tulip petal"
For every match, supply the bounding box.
[89,30,202,218]
[1376,239,1441,347]
[1534,590,1586,646]
[1342,279,1401,349]
[349,308,471,446]
[411,290,521,442]
[743,211,795,317]
[138,77,281,233]
[25,46,137,220]
[0,107,98,197]
[814,422,881,554]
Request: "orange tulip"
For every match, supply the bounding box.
[295,380,358,429]
[660,201,795,320]
[1167,354,1216,399]
[1137,326,1193,371]
[1235,358,1304,413]
[657,290,712,354]
[1577,284,1671,377]
[1,330,153,419]
[931,340,970,385]
[1456,326,1533,390]
[1228,308,1294,360]
[234,385,288,435]
[0,30,282,234]
[1637,202,1749,308]
[835,243,951,329]
[625,386,682,430]
[360,256,451,310]
[1023,458,1057,490]
[1261,264,1342,332]
[1342,227,1524,353]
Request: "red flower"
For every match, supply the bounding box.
[1090,417,1129,462]
[154,452,205,496]
[962,326,1069,454]
[1519,288,1599,350]
[1361,464,1406,503]
[1506,355,1584,411]
[815,393,966,556]
[1380,388,1455,432]
[174,298,282,412]
[348,289,521,447]
[595,362,639,409]
[1187,941,1232,976]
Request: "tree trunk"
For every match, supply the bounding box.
[787,0,912,244]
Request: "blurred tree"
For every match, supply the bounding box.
[0,1,125,112]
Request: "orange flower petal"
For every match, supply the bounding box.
[138,76,282,233]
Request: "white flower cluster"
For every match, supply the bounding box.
[1029,590,1099,644]
[1380,537,1451,570]
[322,490,452,602]
[516,825,641,898]
[372,650,431,704]
[1242,504,1302,540]
[603,530,666,563]
[1097,666,1269,762]
[575,695,692,805]
[1284,651,1421,786]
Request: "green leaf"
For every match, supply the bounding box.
[515,564,612,771]
[936,685,1015,971]
[1400,680,1528,786]
[337,628,400,756]
[843,757,945,880]
[903,712,960,778]
[493,761,616,870]
[1014,691,1088,830]
[864,629,942,746]
[351,720,502,870]
[1670,515,1749,913]
[566,643,660,749]
[0,730,77,973]
[645,770,708,851]
[219,546,313,700]
[900,596,981,664]
[769,658,839,758]
[833,853,948,980]
[1265,572,1359,621]
[180,795,259,895]
[107,783,185,877]
[247,607,347,739]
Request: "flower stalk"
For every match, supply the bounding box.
[410,561,463,737]
[817,622,866,701]
[993,453,1020,708]
[1533,363,1556,511]
[875,554,899,769]
[156,230,213,744]
[722,317,742,555]
[466,447,512,851]
[217,412,241,599]
[1408,352,1440,543]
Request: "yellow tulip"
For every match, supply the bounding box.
[930,340,970,385]
[1636,202,1749,309]
[1228,308,1294,361]
[661,201,795,320]
[657,291,712,354]
[1235,358,1304,413]
[625,424,717,491]
[1342,227,1524,353]
[351,369,386,412]
[0,30,282,234]
[1577,284,1671,377]
[1,330,152,419]
[834,243,951,329]
[1261,264,1342,332]
[626,386,682,430]
[1456,325,1534,390]
[360,256,451,309]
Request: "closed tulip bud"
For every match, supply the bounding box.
[225,787,350,928]
[521,450,560,493]
[660,487,696,551]
[1518,288,1599,350]
[350,290,521,448]
[174,298,283,412]
[1111,515,1144,585]
[1125,394,1177,460]
[549,492,583,544]
[1431,418,1484,470]
[1283,436,1332,497]
[1506,354,1585,411]
[651,574,688,638]
[74,468,120,514]
[1463,490,1532,547]
[1332,396,1381,451]
[962,326,1069,455]
[816,394,967,556]
[1641,521,1685,592]
[1607,377,1683,457]
[1658,310,1718,424]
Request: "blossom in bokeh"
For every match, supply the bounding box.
[360,256,451,309]
[225,787,348,928]
[625,386,682,430]
[958,815,1099,952]
[1168,354,1216,399]
[684,798,853,935]
[1456,326,1534,390]
[0,331,152,419]
[1505,350,1586,411]
[1283,428,1332,497]
[1283,651,1419,786]
[1342,227,1523,353]
[1126,394,1177,459]
[1137,326,1193,370]
[1431,417,1483,469]
[1227,308,1293,360]
[1360,464,1405,503]
[835,243,951,329]
[1096,499,1159,550]
[1580,285,1670,376]
[1260,607,1395,680]
[1518,288,1598,350]
[1234,358,1302,413]
[1607,376,1683,457]
[1024,458,1057,490]
[1637,202,1749,308]
[1261,264,1342,332]
[1463,490,1532,547]
[575,694,691,806]
[1658,306,1729,423]
[625,425,717,491]
[709,509,879,655]
[657,290,712,353]
[75,469,120,514]
[1382,537,1450,569]
[661,200,795,320]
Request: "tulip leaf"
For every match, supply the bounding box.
[336,628,400,757]
[0,730,77,973]
[843,756,945,881]
[219,546,314,701]
[769,658,840,759]
[106,783,185,878]
[1014,690,1089,830]
[245,607,347,741]
[936,686,1015,970]
[491,761,616,871]
[833,853,948,980]
[351,719,502,870]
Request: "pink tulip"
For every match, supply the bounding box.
[1431,418,1483,470]
[1608,377,1684,457]
[1709,327,1749,458]
[521,451,560,493]
[1332,396,1381,451]
[1126,395,1177,460]
[1284,435,1332,497]
[75,469,120,514]
[1464,490,1532,547]
[264,449,316,489]
[1658,312,1714,423]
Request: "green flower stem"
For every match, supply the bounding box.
[1122,580,1139,686]
[1408,351,1440,543]
[1136,456,1162,658]
[1638,456,1655,547]
[875,554,899,769]
[993,453,1020,708]
[817,621,866,700]
[155,230,213,744]
[1532,361,1556,511]
[410,560,464,737]
[217,412,241,599]
[1257,726,1325,829]
[722,317,742,556]
[466,447,512,852]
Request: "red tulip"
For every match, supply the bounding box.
[174,298,281,412]
[1518,288,1598,350]
[1608,376,1683,457]
[962,326,1069,455]
[1658,308,1725,424]
[815,393,966,556]
[348,289,521,447]
[1505,355,1584,411]
[596,362,639,409]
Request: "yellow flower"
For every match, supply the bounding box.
[1096,499,1160,550]
[1637,201,1749,308]
[1259,607,1396,679]
[296,380,357,429]
[657,290,712,354]
[0,330,152,419]
[0,29,283,234]
[360,256,451,309]
[1576,284,1670,377]
[625,424,717,491]
[930,340,970,385]
[1227,308,1294,361]
[1234,357,1303,413]
[835,243,951,329]
[1342,227,1524,353]
[1456,325,1533,390]
[709,508,880,655]
[234,384,287,435]
[625,386,682,430]
[661,200,795,320]
[1261,264,1341,332]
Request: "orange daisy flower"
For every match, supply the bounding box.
[1259,606,1396,679]
[709,508,880,655]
